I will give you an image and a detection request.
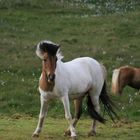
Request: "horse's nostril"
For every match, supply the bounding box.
[48,74,55,81]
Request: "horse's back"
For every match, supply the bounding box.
[118,66,140,89]
[64,57,105,89]
[66,57,99,65]
[65,57,103,76]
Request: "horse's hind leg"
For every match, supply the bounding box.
[88,120,97,136]
[88,90,101,136]
[64,97,83,136]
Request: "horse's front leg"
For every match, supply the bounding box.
[64,98,83,136]
[61,95,77,138]
[32,96,49,137]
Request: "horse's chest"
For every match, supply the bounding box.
[39,87,62,100]
[39,75,55,92]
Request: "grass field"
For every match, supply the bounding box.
[0,0,140,139]
[0,117,140,140]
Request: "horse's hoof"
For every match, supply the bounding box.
[32,133,39,137]
[64,130,71,136]
[88,131,96,137]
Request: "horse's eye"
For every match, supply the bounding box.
[43,57,49,62]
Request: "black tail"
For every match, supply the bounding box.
[87,82,118,124]
[87,95,106,124]
[100,82,118,122]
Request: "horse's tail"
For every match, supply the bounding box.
[111,69,120,95]
[87,95,106,124]
[100,82,118,122]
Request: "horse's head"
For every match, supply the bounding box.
[36,40,60,83]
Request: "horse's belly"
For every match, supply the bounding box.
[68,82,91,99]
[130,81,140,89]
[69,92,86,99]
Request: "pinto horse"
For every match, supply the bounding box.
[112,66,140,95]
[32,40,117,139]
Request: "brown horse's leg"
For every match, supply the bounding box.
[64,98,83,136]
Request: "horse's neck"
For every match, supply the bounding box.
[56,60,66,75]
[55,60,72,81]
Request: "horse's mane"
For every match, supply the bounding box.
[56,49,64,60]
[36,40,64,60]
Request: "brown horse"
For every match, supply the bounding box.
[111,66,140,95]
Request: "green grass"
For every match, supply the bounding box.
[0,1,140,140]
[0,117,140,140]
[0,0,140,131]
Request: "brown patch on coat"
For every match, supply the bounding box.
[39,71,55,92]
